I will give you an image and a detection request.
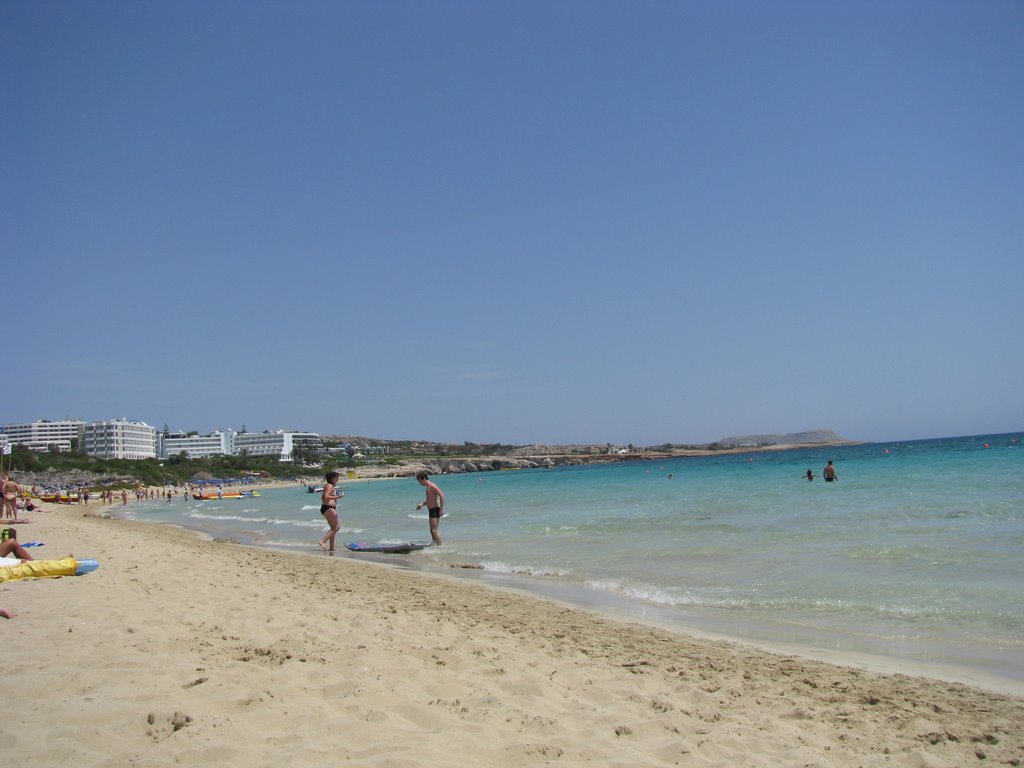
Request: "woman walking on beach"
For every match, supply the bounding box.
[318,470,344,552]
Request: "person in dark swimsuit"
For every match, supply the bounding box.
[416,471,446,545]
[823,460,838,482]
[317,470,343,552]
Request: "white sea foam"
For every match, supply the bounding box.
[480,561,567,577]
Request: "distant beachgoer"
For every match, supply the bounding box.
[2,475,20,520]
[823,460,838,482]
[803,470,817,481]
[317,470,343,552]
[416,471,445,546]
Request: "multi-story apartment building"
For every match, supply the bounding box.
[80,419,157,460]
[4,418,321,463]
[158,430,234,460]
[0,419,87,452]
[233,430,323,462]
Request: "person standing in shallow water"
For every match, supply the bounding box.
[823,460,838,482]
[416,471,445,545]
[318,470,344,552]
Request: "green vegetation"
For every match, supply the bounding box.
[375,441,521,457]
[4,446,305,487]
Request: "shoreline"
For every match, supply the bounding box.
[329,545,1024,698]
[4,504,1022,766]
[114,473,1024,698]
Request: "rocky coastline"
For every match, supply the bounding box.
[351,440,861,479]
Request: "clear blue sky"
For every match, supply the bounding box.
[3,1,1021,445]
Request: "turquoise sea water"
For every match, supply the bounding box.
[120,432,1023,688]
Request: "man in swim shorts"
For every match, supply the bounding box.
[823,460,838,482]
[416,471,445,545]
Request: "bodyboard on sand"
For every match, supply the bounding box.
[344,541,431,554]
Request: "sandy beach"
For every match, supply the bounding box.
[2,505,1022,767]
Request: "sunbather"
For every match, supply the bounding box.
[0,538,34,561]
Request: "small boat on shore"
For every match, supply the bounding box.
[192,491,261,500]
[40,493,82,504]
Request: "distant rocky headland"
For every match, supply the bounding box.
[713,429,848,448]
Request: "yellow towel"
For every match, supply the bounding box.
[0,557,77,582]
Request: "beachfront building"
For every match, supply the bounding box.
[0,419,87,452]
[80,419,157,460]
[232,430,323,462]
[158,430,235,460]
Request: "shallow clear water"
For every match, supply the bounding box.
[120,432,1024,685]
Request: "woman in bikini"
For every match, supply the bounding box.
[317,470,344,552]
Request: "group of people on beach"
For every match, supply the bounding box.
[0,530,44,619]
[2,473,31,617]
[317,469,445,553]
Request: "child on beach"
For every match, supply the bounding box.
[318,470,344,552]
[416,471,445,546]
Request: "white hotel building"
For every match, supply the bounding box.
[4,419,320,463]
[232,430,322,462]
[0,419,87,452]
[157,429,322,462]
[158,430,234,460]
[80,419,158,460]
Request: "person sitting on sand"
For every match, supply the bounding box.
[317,470,344,552]
[0,537,35,562]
